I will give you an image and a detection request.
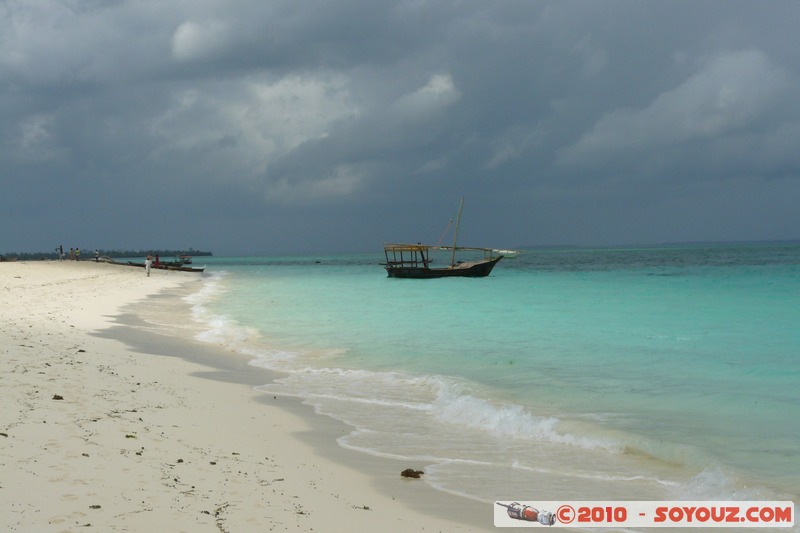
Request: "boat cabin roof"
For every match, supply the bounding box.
[384,243,498,254]
[384,243,430,252]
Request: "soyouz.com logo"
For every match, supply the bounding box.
[494,501,795,528]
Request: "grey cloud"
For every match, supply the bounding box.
[2,1,799,255]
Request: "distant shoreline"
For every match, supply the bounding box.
[0,249,213,261]
[4,239,798,261]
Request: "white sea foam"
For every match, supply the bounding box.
[509,459,680,486]
[185,273,303,366]
[250,360,624,457]
[183,271,226,312]
[669,468,778,501]
[431,386,621,451]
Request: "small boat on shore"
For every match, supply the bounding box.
[128,261,205,272]
[127,261,205,273]
[383,198,503,279]
[107,260,205,273]
[152,255,195,268]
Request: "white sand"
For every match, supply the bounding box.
[1,261,491,532]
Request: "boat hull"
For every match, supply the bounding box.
[385,256,502,279]
[115,261,205,273]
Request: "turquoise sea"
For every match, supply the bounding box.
[183,243,799,513]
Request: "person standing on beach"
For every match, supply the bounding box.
[69,248,74,260]
[145,256,152,277]
[75,248,80,261]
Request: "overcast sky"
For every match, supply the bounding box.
[2,1,799,255]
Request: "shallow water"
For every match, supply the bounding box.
[185,244,800,512]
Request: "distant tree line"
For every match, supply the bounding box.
[1,248,213,261]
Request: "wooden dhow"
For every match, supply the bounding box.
[383,198,503,279]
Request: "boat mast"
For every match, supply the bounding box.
[450,197,464,267]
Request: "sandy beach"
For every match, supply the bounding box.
[1,261,491,532]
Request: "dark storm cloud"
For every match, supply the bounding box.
[2,0,799,255]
